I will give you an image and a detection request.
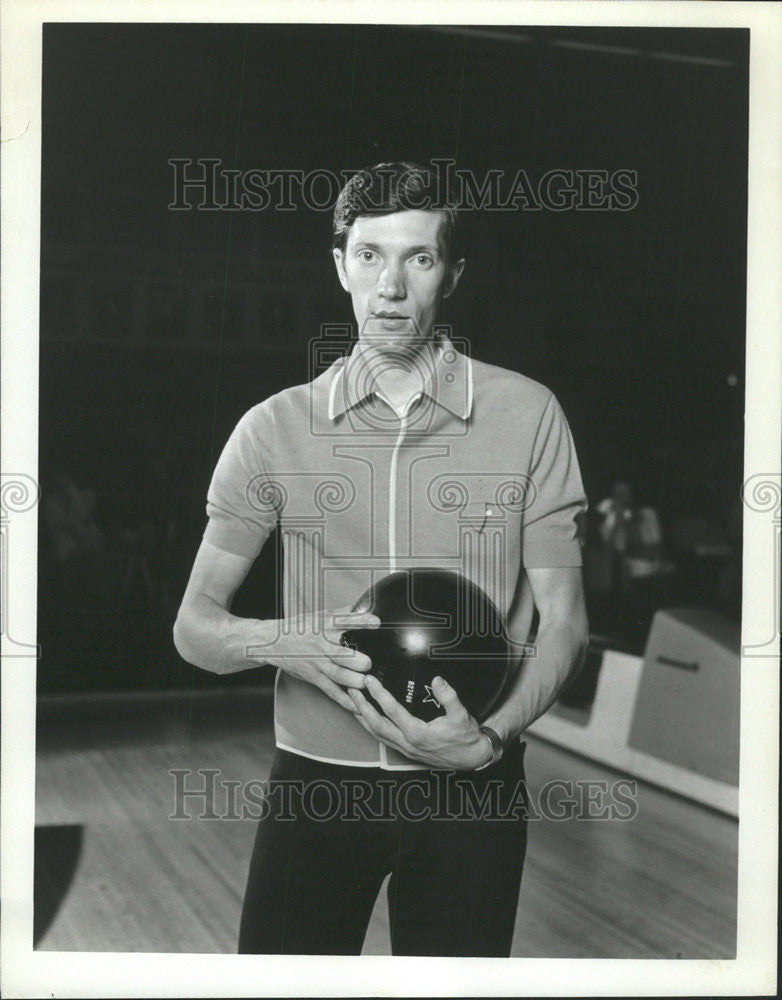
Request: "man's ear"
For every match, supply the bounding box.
[332,247,350,292]
[442,257,466,300]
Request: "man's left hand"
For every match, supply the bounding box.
[348,674,492,770]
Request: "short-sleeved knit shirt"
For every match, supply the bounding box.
[204,334,587,769]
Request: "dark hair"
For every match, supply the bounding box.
[332,161,461,260]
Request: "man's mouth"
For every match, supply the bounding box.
[373,312,408,319]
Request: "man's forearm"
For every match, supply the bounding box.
[484,617,588,745]
[173,596,277,675]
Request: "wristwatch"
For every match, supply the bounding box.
[475,725,504,770]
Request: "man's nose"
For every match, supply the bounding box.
[377,262,406,299]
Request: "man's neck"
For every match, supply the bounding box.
[357,336,441,411]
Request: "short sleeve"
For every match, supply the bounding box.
[203,404,280,559]
[521,395,587,568]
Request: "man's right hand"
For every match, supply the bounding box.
[173,541,380,712]
[252,605,380,712]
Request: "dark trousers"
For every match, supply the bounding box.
[238,743,528,956]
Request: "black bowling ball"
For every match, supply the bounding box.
[341,568,511,722]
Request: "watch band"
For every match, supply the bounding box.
[475,725,504,770]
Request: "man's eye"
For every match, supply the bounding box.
[358,250,376,263]
[413,254,433,267]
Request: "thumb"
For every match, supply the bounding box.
[432,676,465,715]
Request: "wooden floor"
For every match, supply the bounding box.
[34,687,737,957]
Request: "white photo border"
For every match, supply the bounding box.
[2,1,779,997]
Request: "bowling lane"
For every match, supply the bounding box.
[35,688,276,952]
[35,687,736,956]
[510,737,737,958]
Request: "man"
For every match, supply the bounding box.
[173,161,588,956]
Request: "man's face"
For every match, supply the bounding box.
[332,210,465,352]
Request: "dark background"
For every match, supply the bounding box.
[38,23,748,692]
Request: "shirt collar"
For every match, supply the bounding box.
[327,332,473,422]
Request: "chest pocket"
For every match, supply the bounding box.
[460,500,497,533]
[455,501,517,609]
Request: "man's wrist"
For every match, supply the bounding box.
[474,725,504,770]
[224,617,278,672]
[474,732,494,769]
[482,717,518,747]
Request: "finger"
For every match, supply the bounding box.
[349,687,392,734]
[363,675,427,740]
[430,676,470,720]
[318,675,360,713]
[351,684,421,748]
[347,687,385,733]
[320,658,370,687]
[329,644,373,671]
[315,604,350,636]
[331,603,355,615]
[348,702,373,732]
[348,691,419,755]
[332,634,368,666]
[331,607,381,630]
